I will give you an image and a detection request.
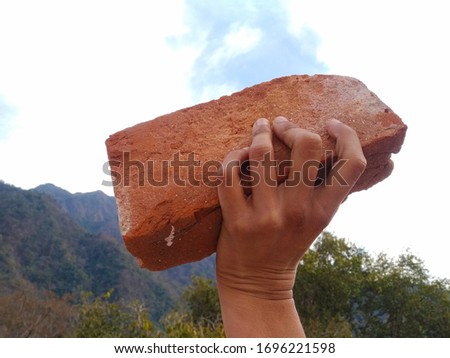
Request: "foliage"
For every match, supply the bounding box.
[300,316,353,338]
[294,232,450,337]
[71,279,224,338]
[0,285,74,337]
[354,252,450,337]
[182,276,222,324]
[160,277,225,338]
[72,290,155,338]
[160,311,224,338]
[294,232,370,336]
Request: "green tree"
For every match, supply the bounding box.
[182,276,222,325]
[293,232,370,337]
[294,232,450,337]
[161,277,224,338]
[72,290,155,337]
[354,252,450,337]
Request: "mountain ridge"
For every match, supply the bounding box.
[32,182,216,286]
[33,183,123,242]
[0,181,215,320]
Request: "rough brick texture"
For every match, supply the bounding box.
[106,75,407,271]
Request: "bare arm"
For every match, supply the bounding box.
[216,116,366,337]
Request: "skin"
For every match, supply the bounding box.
[216,116,367,337]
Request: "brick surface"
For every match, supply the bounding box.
[106,75,407,270]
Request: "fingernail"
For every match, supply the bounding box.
[329,118,341,124]
[274,116,289,123]
[255,118,269,126]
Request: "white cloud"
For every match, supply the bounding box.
[207,24,262,76]
[223,25,262,58]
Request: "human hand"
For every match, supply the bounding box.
[216,116,367,301]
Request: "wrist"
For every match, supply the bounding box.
[216,265,296,301]
[216,279,303,338]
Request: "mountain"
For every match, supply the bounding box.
[0,182,215,320]
[32,183,216,288]
[33,183,122,242]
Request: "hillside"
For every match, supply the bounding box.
[32,183,216,288]
[33,183,122,242]
[0,182,215,320]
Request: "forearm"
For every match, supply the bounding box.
[217,282,305,338]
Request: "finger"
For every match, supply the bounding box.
[217,147,250,215]
[248,118,278,206]
[317,119,367,205]
[273,116,322,192]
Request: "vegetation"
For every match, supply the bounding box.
[160,277,224,338]
[0,284,74,337]
[2,233,448,338]
[0,182,213,321]
[294,232,450,337]
[73,290,155,338]
[0,182,448,337]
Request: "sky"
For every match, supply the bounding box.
[1,0,449,279]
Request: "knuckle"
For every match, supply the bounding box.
[258,210,283,230]
[252,124,271,136]
[337,121,359,138]
[224,213,254,237]
[227,217,251,236]
[249,144,272,161]
[301,132,322,148]
[284,201,331,231]
[279,121,298,132]
[291,131,323,155]
[222,159,239,176]
[344,123,357,135]
[285,204,307,224]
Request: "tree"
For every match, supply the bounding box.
[72,290,155,338]
[70,278,224,338]
[354,252,450,337]
[161,277,224,338]
[182,276,222,325]
[294,232,450,337]
[293,232,370,337]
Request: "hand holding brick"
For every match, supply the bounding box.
[105,75,407,271]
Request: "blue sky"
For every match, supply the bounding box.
[175,0,327,101]
[0,0,449,279]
